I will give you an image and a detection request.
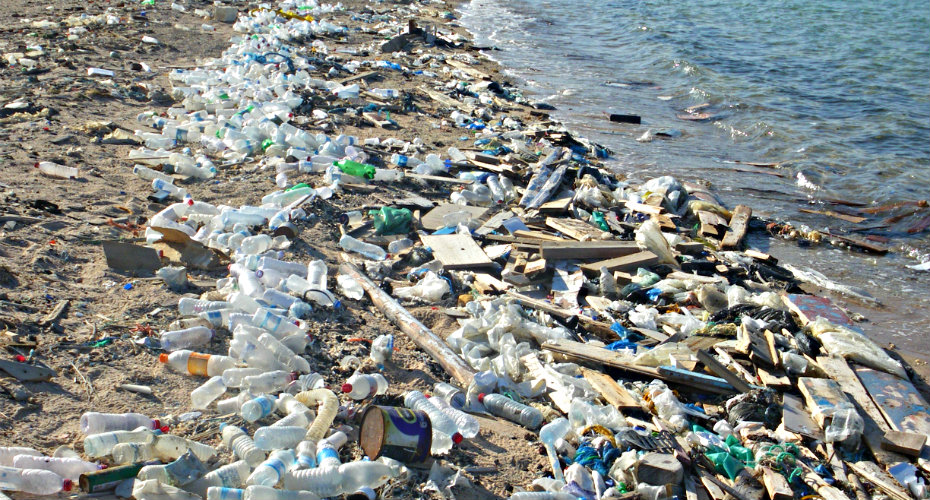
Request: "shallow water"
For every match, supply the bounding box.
[459,0,930,358]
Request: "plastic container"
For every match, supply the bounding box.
[80,412,158,435]
[339,234,386,261]
[154,435,217,462]
[428,396,479,438]
[242,370,296,394]
[207,487,245,500]
[187,460,251,498]
[370,334,394,366]
[191,376,227,409]
[341,373,388,400]
[221,425,265,467]
[0,447,42,466]
[37,161,78,180]
[241,394,277,422]
[221,367,263,388]
[160,350,236,377]
[432,383,466,410]
[479,393,543,429]
[83,429,155,458]
[257,333,311,373]
[136,451,208,486]
[252,426,306,451]
[294,389,338,442]
[239,235,273,255]
[11,455,100,481]
[160,326,213,351]
[246,449,296,486]
[0,466,72,495]
[244,485,319,500]
[404,391,462,453]
[336,274,365,300]
[111,442,156,464]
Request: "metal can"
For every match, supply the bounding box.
[359,405,431,463]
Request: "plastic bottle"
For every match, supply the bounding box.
[239,235,273,255]
[338,461,396,494]
[186,460,251,497]
[465,370,498,410]
[370,334,393,366]
[432,383,466,410]
[294,441,316,469]
[486,175,505,204]
[508,493,577,500]
[252,426,305,451]
[252,309,302,337]
[341,373,388,400]
[152,178,189,200]
[220,425,265,467]
[11,455,99,481]
[247,449,296,486]
[372,168,403,182]
[83,428,155,458]
[257,257,307,278]
[80,412,159,435]
[286,275,338,308]
[0,466,73,495]
[191,376,227,409]
[257,333,311,373]
[208,487,245,500]
[137,451,208,486]
[428,396,479,438]
[160,350,236,377]
[111,442,156,464]
[241,394,277,422]
[336,274,365,300]
[334,159,375,179]
[37,161,78,180]
[244,485,319,500]
[154,435,217,462]
[134,164,174,183]
[390,153,423,168]
[161,326,214,351]
[404,391,462,453]
[338,234,386,261]
[222,367,263,388]
[0,447,42,466]
[243,370,296,394]
[479,393,543,429]
[271,411,310,429]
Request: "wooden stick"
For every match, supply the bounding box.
[338,259,476,387]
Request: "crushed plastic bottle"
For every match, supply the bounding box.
[404,390,462,453]
[479,393,543,429]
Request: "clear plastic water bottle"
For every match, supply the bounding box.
[479,393,543,429]
[432,383,466,410]
[240,394,277,422]
[428,396,480,439]
[11,455,100,481]
[160,326,214,351]
[258,257,307,278]
[37,161,78,180]
[83,428,155,458]
[294,441,316,469]
[257,333,311,373]
[0,447,41,466]
[160,350,236,377]
[404,391,462,453]
[0,466,73,495]
[336,274,365,300]
[508,492,577,500]
[285,275,337,307]
[137,451,208,486]
[338,234,386,261]
[154,434,217,462]
[80,412,159,435]
[242,370,296,394]
[339,461,396,494]
[245,484,319,500]
[252,309,302,337]
[341,373,388,400]
[221,367,263,388]
[208,486,245,500]
[486,175,505,204]
[191,376,227,409]
[252,426,305,451]
[247,449,295,486]
[220,424,265,467]
[134,164,174,183]
[271,411,309,428]
[111,442,156,464]
[239,235,273,255]
[186,460,251,498]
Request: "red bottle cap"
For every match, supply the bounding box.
[452,432,464,444]
[152,419,161,429]
[158,353,169,363]
[62,479,73,492]
[341,384,353,393]
[478,393,486,403]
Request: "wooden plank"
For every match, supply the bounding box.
[799,208,866,224]
[854,366,930,436]
[420,86,476,114]
[505,291,617,340]
[406,172,474,185]
[696,349,754,393]
[473,210,513,236]
[540,338,661,378]
[756,367,791,388]
[783,393,824,440]
[823,231,889,254]
[545,217,610,241]
[624,201,664,216]
[698,211,726,237]
[720,205,752,249]
[782,293,855,327]
[338,70,378,85]
[798,377,851,428]
[763,330,780,368]
[580,251,659,274]
[521,353,572,413]
[419,234,492,269]
[656,366,740,395]
[881,431,927,457]
[676,241,707,255]
[538,191,574,213]
[420,204,488,230]
[0,359,56,382]
[816,355,909,467]
[761,467,794,500]
[512,229,565,242]
[581,367,642,411]
[472,273,510,293]
[846,461,911,500]
[539,240,640,260]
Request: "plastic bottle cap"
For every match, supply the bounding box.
[152,419,161,429]
[477,393,486,403]
[452,432,463,444]
[341,384,353,393]
[62,479,73,492]
[158,353,169,363]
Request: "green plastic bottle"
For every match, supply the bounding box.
[334,159,375,180]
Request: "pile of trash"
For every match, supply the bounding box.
[2,1,928,500]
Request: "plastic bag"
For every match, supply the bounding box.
[393,272,449,302]
[628,304,658,330]
[824,404,864,446]
[635,219,677,265]
[633,343,694,367]
[807,318,907,378]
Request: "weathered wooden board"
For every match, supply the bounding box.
[540,339,660,378]
[581,367,642,411]
[882,431,927,457]
[798,376,851,428]
[545,217,610,241]
[783,393,824,440]
[761,466,793,500]
[419,234,492,269]
[420,204,488,230]
[855,366,930,436]
[539,240,639,260]
[696,349,753,393]
[580,251,658,274]
[720,205,752,250]
[756,367,792,388]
